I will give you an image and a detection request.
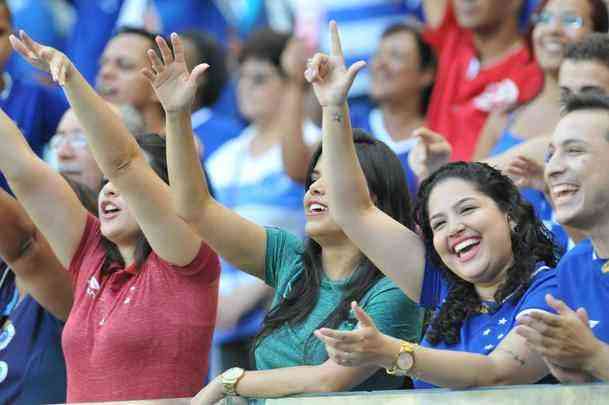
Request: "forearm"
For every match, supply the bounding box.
[165,110,212,222]
[0,189,36,262]
[585,341,609,381]
[61,63,141,179]
[322,103,374,222]
[280,83,312,184]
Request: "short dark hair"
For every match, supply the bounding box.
[114,26,165,57]
[565,32,609,69]
[380,22,436,114]
[181,30,228,108]
[238,29,290,76]
[562,91,609,115]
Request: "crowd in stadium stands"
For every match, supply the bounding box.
[1,0,609,404]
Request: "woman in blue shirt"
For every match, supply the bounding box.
[310,21,562,389]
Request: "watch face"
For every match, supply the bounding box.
[396,352,414,371]
[224,367,243,380]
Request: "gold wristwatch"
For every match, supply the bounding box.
[221,367,245,396]
[385,340,417,376]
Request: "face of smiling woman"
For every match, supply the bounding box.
[427,178,515,291]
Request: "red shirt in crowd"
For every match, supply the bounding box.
[423,4,543,161]
[62,214,220,402]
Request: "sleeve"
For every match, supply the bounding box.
[515,267,558,317]
[68,213,102,283]
[419,256,449,310]
[362,278,424,343]
[422,1,457,50]
[264,227,304,290]
[157,241,220,282]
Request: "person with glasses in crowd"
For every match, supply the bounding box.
[204,29,323,377]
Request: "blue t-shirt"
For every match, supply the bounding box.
[0,74,68,192]
[415,260,557,389]
[65,0,125,84]
[556,239,609,346]
[352,108,419,198]
[192,107,245,162]
[0,273,67,404]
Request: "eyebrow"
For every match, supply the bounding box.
[429,197,477,222]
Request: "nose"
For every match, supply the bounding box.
[102,181,118,197]
[56,140,75,159]
[308,178,325,196]
[447,219,465,237]
[544,150,565,181]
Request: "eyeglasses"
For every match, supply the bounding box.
[532,11,584,29]
[239,72,278,86]
[49,131,88,150]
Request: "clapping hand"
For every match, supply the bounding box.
[304,21,366,107]
[142,32,209,114]
[10,30,73,85]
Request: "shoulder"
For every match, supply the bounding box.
[556,239,594,277]
[265,227,304,257]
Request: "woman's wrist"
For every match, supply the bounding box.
[377,334,404,369]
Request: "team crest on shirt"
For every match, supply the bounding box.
[473,79,519,113]
[0,321,15,350]
[86,276,101,297]
[0,361,7,383]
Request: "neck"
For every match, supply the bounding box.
[474,261,512,302]
[118,243,137,267]
[141,104,165,135]
[319,238,363,281]
[380,96,425,141]
[473,20,523,64]
[589,222,609,258]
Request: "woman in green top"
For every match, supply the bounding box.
[136,33,422,402]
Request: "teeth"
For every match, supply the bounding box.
[309,203,327,213]
[454,239,479,255]
[551,184,578,195]
[104,203,119,213]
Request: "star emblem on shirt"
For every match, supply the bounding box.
[498,318,507,325]
[483,328,491,336]
[484,344,494,351]
[497,333,504,340]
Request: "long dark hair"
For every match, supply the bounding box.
[254,129,414,361]
[100,133,169,275]
[414,162,562,345]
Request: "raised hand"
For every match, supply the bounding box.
[10,30,73,85]
[505,155,546,191]
[141,32,209,114]
[305,21,366,107]
[314,301,395,368]
[408,127,452,182]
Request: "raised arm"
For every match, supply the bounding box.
[0,188,72,320]
[317,303,549,389]
[279,37,316,184]
[306,22,426,302]
[11,30,201,266]
[0,103,87,268]
[142,33,267,278]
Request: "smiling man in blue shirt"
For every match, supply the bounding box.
[517,92,609,383]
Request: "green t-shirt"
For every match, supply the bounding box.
[255,227,423,391]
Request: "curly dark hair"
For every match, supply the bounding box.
[414,162,562,345]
